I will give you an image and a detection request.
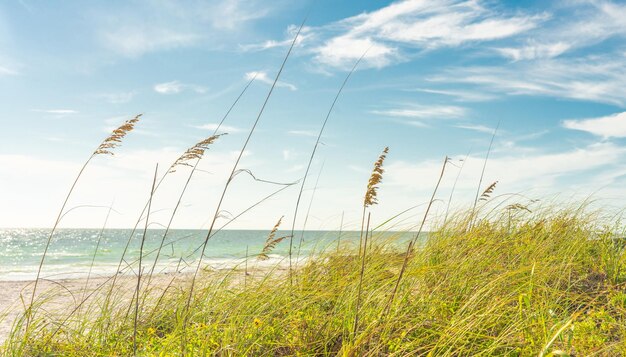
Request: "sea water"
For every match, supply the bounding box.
[0,229,413,281]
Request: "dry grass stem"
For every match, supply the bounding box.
[364,147,389,207]
[168,134,225,173]
[94,114,142,156]
[479,181,498,202]
[258,216,287,261]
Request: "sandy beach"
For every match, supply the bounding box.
[0,265,273,345]
[0,272,191,344]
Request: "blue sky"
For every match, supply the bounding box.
[2,0,626,229]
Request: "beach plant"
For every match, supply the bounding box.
[471,121,499,224]
[179,17,308,354]
[8,204,626,356]
[26,114,141,331]
[133,164,159,355]
[287,50,368,280]
[258,216,288,261]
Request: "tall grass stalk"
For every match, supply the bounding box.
[133,164,158,355]
[81,200,115,304]
[180,17,308,350]
[444,148,471,222]
[337,211,344,252]
[295,160,325,265]
[385,156,449,314]
[360,147,389,257]
[288,50,368,282]
[26,114,141,331]
[471,121,499,224]
[146,76,256,283]
[107,77,255,320]
[353,212,371,338]
[10,197,626,356]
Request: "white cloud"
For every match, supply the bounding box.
[101,28,199,58]
[244,71,297,91]
[194,123,242,133]
[32,109,78,115]
[386,142,626,194]
[545,1,626,53]
[412,88,495,102]
[100,91,136,104]
[371,105,467,119]
[455,124,496,134]
[0,65,17,76]
[287,130,318,137]
[430,53,626,106]
[208,0,270,30]
[495,41,570,61]
[240,24,312,51]
[96,0,271,57]
[154,81,184,94]
[312,0,544,68]
[489,1,626,62]
[563,111,626,138]
[154,81,206,95]
[314,36,398,69]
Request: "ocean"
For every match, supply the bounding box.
[0,229,413,281]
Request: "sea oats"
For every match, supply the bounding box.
[94,114,142,156]
[479,181,498,202]
[364,147,389,207]
[168,134,225,173]
[258,216,288,261]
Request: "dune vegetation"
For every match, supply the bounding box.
[4,204,626,356]
[4,19,626,357]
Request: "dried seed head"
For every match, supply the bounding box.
[94,114,142,156]
[169,134,225,173]
[479,181,498,202]
[258,216,287,261]
[364,147,389,207]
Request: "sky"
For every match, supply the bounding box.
[2,0,626,230]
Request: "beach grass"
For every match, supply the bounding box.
[4,206,626,356]
[4,16,626,356]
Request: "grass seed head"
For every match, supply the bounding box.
[94,114,142,156]
[169,134,225,173]
[364,147,389,207]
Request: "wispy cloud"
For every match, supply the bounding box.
[101,28,199,58]
[245,71,297,91]
[154,81,207,95]
[100,91,136,104]
[495,0,626,61]
[563,111,626,139]
[495,41,570,61]
[154,81,184,94]
[315,37,398,69]
[194,123,242,133]
[240,24,312,51]
[430,52,626,106]
[32,109,78,115]
[412,88,496,102]
[287,130,318,137]
[371,105,467,119]
[0,64,18,76]
[311,0,544,68]
[96,0,271,57]
[387,142,626,192]
[455,123,496,134]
